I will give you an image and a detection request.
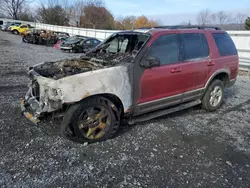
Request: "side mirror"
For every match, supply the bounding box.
[140,56,160,68]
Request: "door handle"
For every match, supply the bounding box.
[170,67,182,73]
[207,61,215,66]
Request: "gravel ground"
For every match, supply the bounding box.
[0,31,250,188]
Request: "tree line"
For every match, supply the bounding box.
[196,9,249,30]
[0,0,159,30]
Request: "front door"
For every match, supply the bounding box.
[137,33,185,114]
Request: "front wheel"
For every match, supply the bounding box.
[202,79,224,111]
[13,30,19,35]
[61,97,120,143]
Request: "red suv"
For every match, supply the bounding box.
[21,26,238,143]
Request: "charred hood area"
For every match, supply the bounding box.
[31,32,150,80]
[32,53,134,80]
[33,58,106,80]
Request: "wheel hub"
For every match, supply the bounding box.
[78,106,111,140]
[210,86,222,107]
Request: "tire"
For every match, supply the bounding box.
[202,79,225,111]
[61,96,120,143]
[22,36,29,43]
[13,30,19,35]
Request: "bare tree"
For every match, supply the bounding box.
[37,0,69,25]
[119,16,136,29]
[211,11,232,25]
[71,0,86,26]
[196,9,211,26]
[78,0,115,29]
[0,0,26,19]
[234,13,247,24]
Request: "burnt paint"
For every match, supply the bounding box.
[130,45,151,115]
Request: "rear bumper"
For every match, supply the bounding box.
[227,78,237,88]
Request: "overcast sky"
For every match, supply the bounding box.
[105,0,250,24]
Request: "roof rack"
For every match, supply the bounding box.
[139,25,221,30]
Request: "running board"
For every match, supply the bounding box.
[129,100,201,124]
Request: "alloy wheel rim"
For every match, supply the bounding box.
[210,86,222,107]
[78,106,111,140]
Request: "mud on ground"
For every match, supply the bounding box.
[0,31,250,188]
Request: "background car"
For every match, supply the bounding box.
[60,36,101,53]
[54,35,85,50]
[11,24,33,35]
[6,22,22,31]
[22,29,58,45]
[0,21,12,31]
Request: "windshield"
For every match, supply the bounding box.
[97,33,150,54]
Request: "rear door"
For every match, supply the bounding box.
[178,32,211,102]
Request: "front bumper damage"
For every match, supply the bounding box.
[20,99,40,124]
[21,70,64,124]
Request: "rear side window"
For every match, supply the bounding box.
[212,33,237,56]
[149,34,179,65]
[180,33,209,61]
[0,21,3,25]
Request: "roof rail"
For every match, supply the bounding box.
[139,25,221,30]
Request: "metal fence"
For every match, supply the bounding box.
[1,18,250,71]
[228,31,250,71]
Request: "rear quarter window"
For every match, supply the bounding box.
[212,33,237,56]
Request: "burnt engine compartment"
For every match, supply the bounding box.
[33,58,106,80]
[32,51,135,80]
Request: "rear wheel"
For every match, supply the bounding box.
[202,79,224,111]
[61,97,120,143]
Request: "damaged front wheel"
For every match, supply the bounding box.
[61,96,120,143]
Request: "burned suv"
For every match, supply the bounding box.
[21,26,239,143]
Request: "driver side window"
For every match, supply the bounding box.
[148,34,179,65]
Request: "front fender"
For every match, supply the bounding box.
[55,65,133,112]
